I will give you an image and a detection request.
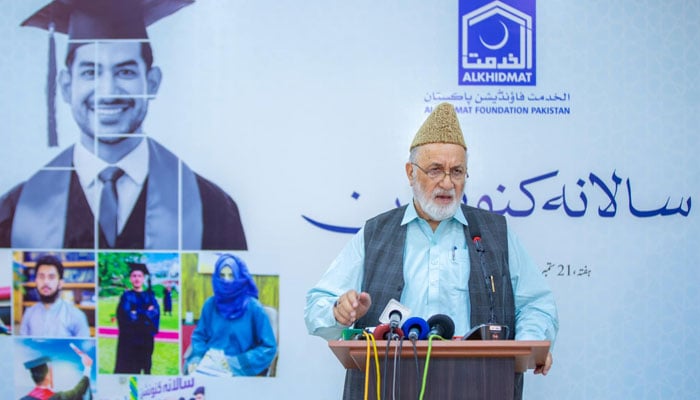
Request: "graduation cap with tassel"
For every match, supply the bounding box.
[20,0,194,147]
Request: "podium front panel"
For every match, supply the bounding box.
[356,356,514,400]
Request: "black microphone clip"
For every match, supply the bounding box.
[462,323,509,341]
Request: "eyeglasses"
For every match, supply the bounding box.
[411,163,468,182]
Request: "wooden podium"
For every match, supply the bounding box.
[329,339,550,399]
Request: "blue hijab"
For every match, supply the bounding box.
[212,254,259,319]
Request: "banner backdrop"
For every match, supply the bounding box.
[0,1,698,399]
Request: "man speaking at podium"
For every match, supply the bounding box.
[305,103,559,399]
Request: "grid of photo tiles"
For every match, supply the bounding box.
[1,250,279,399]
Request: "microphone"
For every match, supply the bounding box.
[401,316,429,340]
[341,328,367,340]
[465,219,509,340]
[462,323,510,341]
[375,299,411,340]
[378,298,411,328]
[373,323,404,340]
[388,309,402,329]
[469,223,484,253]
[469,222,496,324]
[426,314,455,339]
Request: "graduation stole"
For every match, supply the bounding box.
[26,387,54,400]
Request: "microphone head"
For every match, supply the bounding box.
[401,316,429,340]
[469,224,481,240]
[427,314,455,339]
[373,323,404,340]
[378,298,411,327]
[470,225,484,251]
[388,309,403,328]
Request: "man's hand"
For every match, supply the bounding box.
[534,351,553,375]
[333,290,372,326]
[69,343,93,370]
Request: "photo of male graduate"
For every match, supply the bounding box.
[0,0,247,251]
[98,253,180,375]
[18,340,95,400]
[114,262,160,374]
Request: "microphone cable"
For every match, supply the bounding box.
[381,328,404,400]
[361,330,382,400]
[382,332,391,400]
[471,228,497,324]
[408,337,420,400]
[392,335,404,400]
[419,334,450,400]
[476,240,497,324]
[418,335,435,400]
[378,324,404,400]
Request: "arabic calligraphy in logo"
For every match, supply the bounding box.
[459,0,536,86]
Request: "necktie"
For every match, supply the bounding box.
[98,166,125,248]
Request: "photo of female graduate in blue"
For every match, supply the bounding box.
[184,254,276,376]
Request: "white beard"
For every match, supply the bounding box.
[413,182,460,221]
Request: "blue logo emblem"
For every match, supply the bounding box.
[459,0,536,86]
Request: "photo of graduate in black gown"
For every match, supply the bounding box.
[113,262,159,374]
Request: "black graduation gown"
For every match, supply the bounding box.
[113,290,160,374]
[0,171,246,250]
